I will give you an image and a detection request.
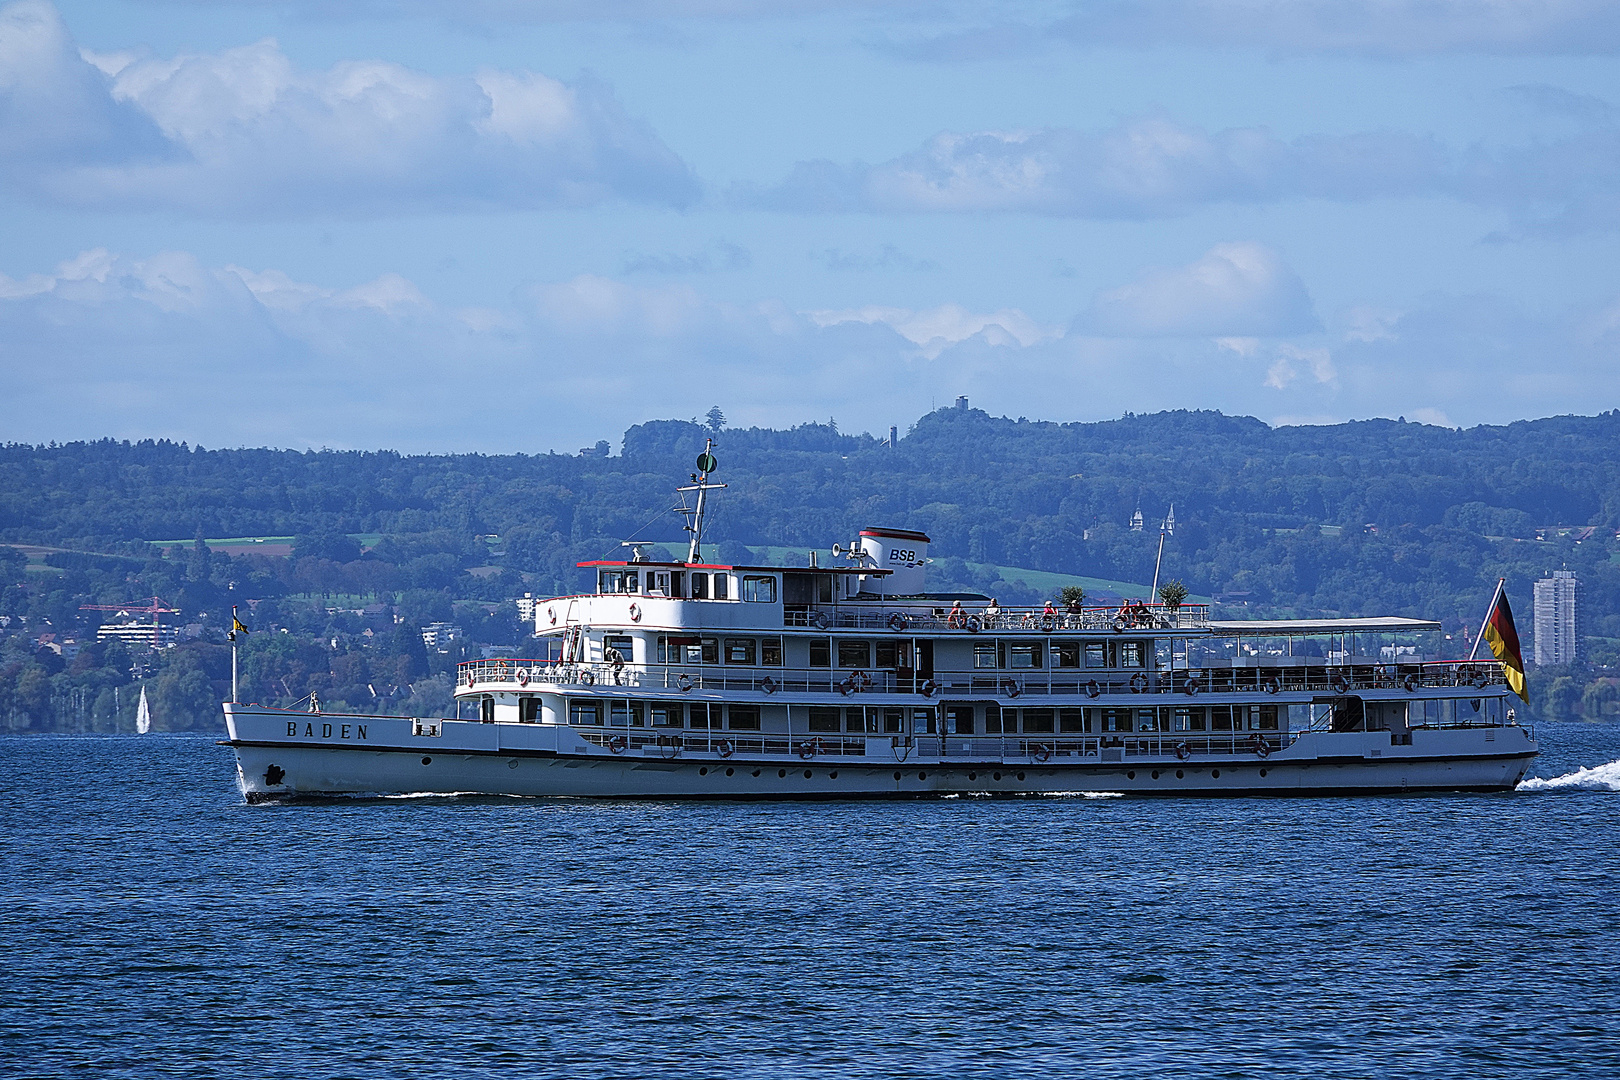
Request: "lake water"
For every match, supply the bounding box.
[4,724,1618,1079]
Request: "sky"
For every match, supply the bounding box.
[1,0,1618,453]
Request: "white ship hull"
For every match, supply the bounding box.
[226,704,1537,801]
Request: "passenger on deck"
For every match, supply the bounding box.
[985,598,1001,627]
[1043,599,1057,616]
[947,600,966,629]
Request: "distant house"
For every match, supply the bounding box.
[421,622,462,652]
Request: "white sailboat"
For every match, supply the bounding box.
[135,685,151,734]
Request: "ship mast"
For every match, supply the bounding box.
[675,439,726,564]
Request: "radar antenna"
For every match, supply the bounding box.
[674,439,726,564]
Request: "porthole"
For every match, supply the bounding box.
[1211,769,1221,778]
[421,756,431,765]
[1127,770,1136,780]
[804,770,812,779]
[1259,768,1268,777]
[1017,772,1026,781]
[752,769,762,777]
[1151,770,1160,780]
[779,769,788,778]
[968,772,977,781]
[894,772,902,780]
[830,771,838,779]
[726,767,735,776]
[1176,769,1184,779]
[699,767,708,776]
[918,772,927,780]
[993,772,1002,780]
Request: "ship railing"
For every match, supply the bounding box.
[782,603,1209,632]
[566,728,1304,761]
[457,659,1507,697]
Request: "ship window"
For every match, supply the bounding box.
[838,640,871,668]
[760,638,783,666]
[974,641,999,669]
[809,639,830,667]
[1094,708,1132,733]
[1054,642,1080,668]
[520,697,541,723]
[808,706,841,733]
[985,704,1002,734]
[480,695,495,723]
[604,635,633,664]
[913,708,935,735]
[569,700,601,726]
[856,708,878,734]
[875,641,903,668]
[699,638,719,664]
[1119,641,1145,668]
[691,573,709,599]
[724,638,756,665]
[1022,708,1055,733]
[947,706,974,735]
[689,702,717,729]
[742,576,777,603]
[598,570,622,594]
[884,708,905,734]
[620,572,639,593]
[727,704,760,730]
[609,700,643,727]
[714,574,730,600]
[1060,708,1086,733]
[1171,707,1193,732]
[1210,705,1235,731]
[1008,642,1043,669]
[1084,642,1108,668]
[650,702,682,726]
[1136,709,1158,732]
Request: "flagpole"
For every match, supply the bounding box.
[1467,578,1506,662]
[231,604,240,703]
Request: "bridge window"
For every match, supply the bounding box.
[838,640,871,668]
[1054,642,1080,668]
[1008,642,1043,669]
[690,573,709,599]
[568,700,601,725]
[727,704,760,730]
[724,638,756,665]
[1084,642,1108,668]
[598,570,622,593]
[714,574,730,600]
[742,575,777,603]
[1119,642,1145,668]
[520,697,540,723]
[974,641,998,669]
[808,706,841,733]
[604,635,633,663]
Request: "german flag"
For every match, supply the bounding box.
[1481,585,1528,703]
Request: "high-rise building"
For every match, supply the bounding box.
[1533,570,1581,665]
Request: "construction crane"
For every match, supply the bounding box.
[80,596,179,644]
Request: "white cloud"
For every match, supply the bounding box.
[0,0,697,216]
[1084,242,1318,338]
[746,109,1620,232]
[2,247,1616,453]
[808,303,1054,358]
[903,0,1620,58]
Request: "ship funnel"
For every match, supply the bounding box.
[858,527,930,596]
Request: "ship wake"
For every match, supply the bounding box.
[1518,758,1620,793]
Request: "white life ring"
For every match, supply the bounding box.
[676,673,693,693]
[517,668,530,687]
[1032,743,1052,763]
[965,615,983,634]
[1330,673,1351,695]
[628,602,641,622]
[1182,676,1199,696]
[1262,677,1280,695]
[464,668,475,688]
[607,735,627,754]
[798,738,821,760]
[1403,673,1420,693]
[579,670,596,686]
[1002,678,1021,699]
[1174,741,1192,761]
[888,613,908,632]
[1129,672,1148,693]
[811,611,831,630]
[761,675,779,694]
[716,739,735,758]
[920,679,938,698]
[1040,614,1057,633]
[1085,679,1102,699]
[1251,734,1271,758]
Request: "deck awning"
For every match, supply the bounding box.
[1205,617,1442,636]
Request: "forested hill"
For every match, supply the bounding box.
[4,407,1620,631]
[6,405,1620,731]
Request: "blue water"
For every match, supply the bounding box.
[4,725,1619,1079]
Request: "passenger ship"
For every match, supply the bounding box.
[226,447,1537,801]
